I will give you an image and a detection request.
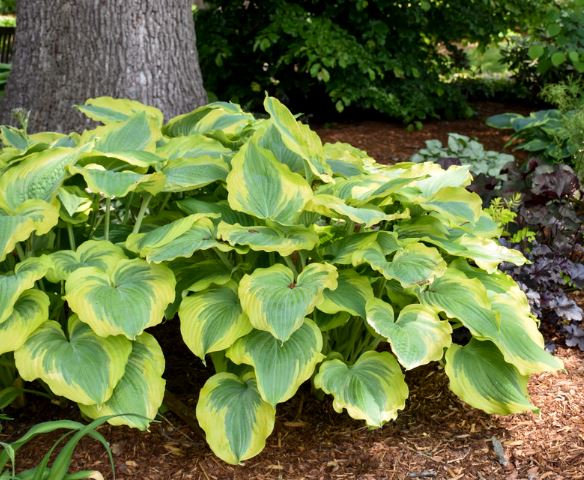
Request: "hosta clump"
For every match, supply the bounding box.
[0,96,563,464]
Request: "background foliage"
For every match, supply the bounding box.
[195,0,541,122]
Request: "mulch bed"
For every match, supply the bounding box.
[2,101,583,480]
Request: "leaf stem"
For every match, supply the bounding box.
[104,197,111,242]
[283,255,298,277]
[66,224,76,250]
[215,249,232,269]
[15,243,26,261]
[132,194,152,235]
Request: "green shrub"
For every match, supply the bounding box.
[501,0,584,91]
[0,96,562,464]
[196,0,540,122]
[0,0,15,15]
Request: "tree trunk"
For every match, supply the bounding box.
[0,0,207,132]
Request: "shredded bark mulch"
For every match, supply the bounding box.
[2,101,583,480]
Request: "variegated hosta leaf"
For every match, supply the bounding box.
[323,142,369,178]
[218,222,319,256]
[418,268,561,375]
[411,164,473,197]
[0,256,49,324]
[314,351,408,427]
[355,242,447,288]
[318,269,374,318]
[0,147,80,213]
[177,198,254,226]
[81,112,159,153]
[126,214,219,263]
[179,281,252,361]
[445,340,537,414]
[196,372,276,465]
[14,316,132,405]
[77,150,164,170]
[77,97,164,127]
[65,259,176,339]
[416,187,482,225]
[226,133,313,226]
[156,134,232,160]
[57,186,93,224]
[79,332,165,430]
[490,295,563,375]
[315,311,350,331]
[163,101,255,138]
[365,299,452,370]
[0,289,49,355]
[46,240,127,283]
[227,319,324,405]
[68,164,165,197]
[161,155,230,192]
[263,96,332,183]
[305,194,392,227]
[0,199,59,262]
[239,263,338,341]
[453,235,527,273]
[324,232,380,265]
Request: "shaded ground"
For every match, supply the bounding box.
[3,101,583,480]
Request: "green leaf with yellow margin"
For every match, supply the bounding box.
[453,235,527,273]
[0,147,80,213]
[314,351,408,427]
[365,299,452,370]
[227,319,324,405]
[196,372,275,465]
[218,222,319,256]
[126,214,219,263]
[65,258,176,339]
[0,199,59,262]
[46,240,126,283]
[445,340,537,414]
[179,281,252,361]
[77,97,164,128]
[305,194,392,227]
[226,133,313,226]
[79,332,166,430]
[14,316,132,405]
[161,155,230,192]
[156,134,231,160]
[318,269,374,318]
[0,256,49,324]
[0,289,49,355]
[239,263,338,341]
[263,96,332,183]
[417,187,482,225]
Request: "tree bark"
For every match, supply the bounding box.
[0,0,207,132]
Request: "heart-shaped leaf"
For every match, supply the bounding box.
[126,214,219,263]
[218,222,319,256]
[161,155,230,192]
[306,194,392,227]
[239,263,338,341]
[0,199,59,262]
[0,257,49,324]
[78,97,163,127]
[318,269,374,318]
[226,133,313,226]
[445,340,537,414]
[65,258,176,339]
[0,289,49,355]
[14,316,132,405]
[156,134,232,160]
[314,351,408,427]
[179,281,252,361]
[365,300,452,369]
[227,319,324,405]
[46,240,127,283]
[196,372,275,465]
[79,332,165,430]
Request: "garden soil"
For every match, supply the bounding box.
[3,101,583,480]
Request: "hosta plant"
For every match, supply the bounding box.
[0,96,562,465]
